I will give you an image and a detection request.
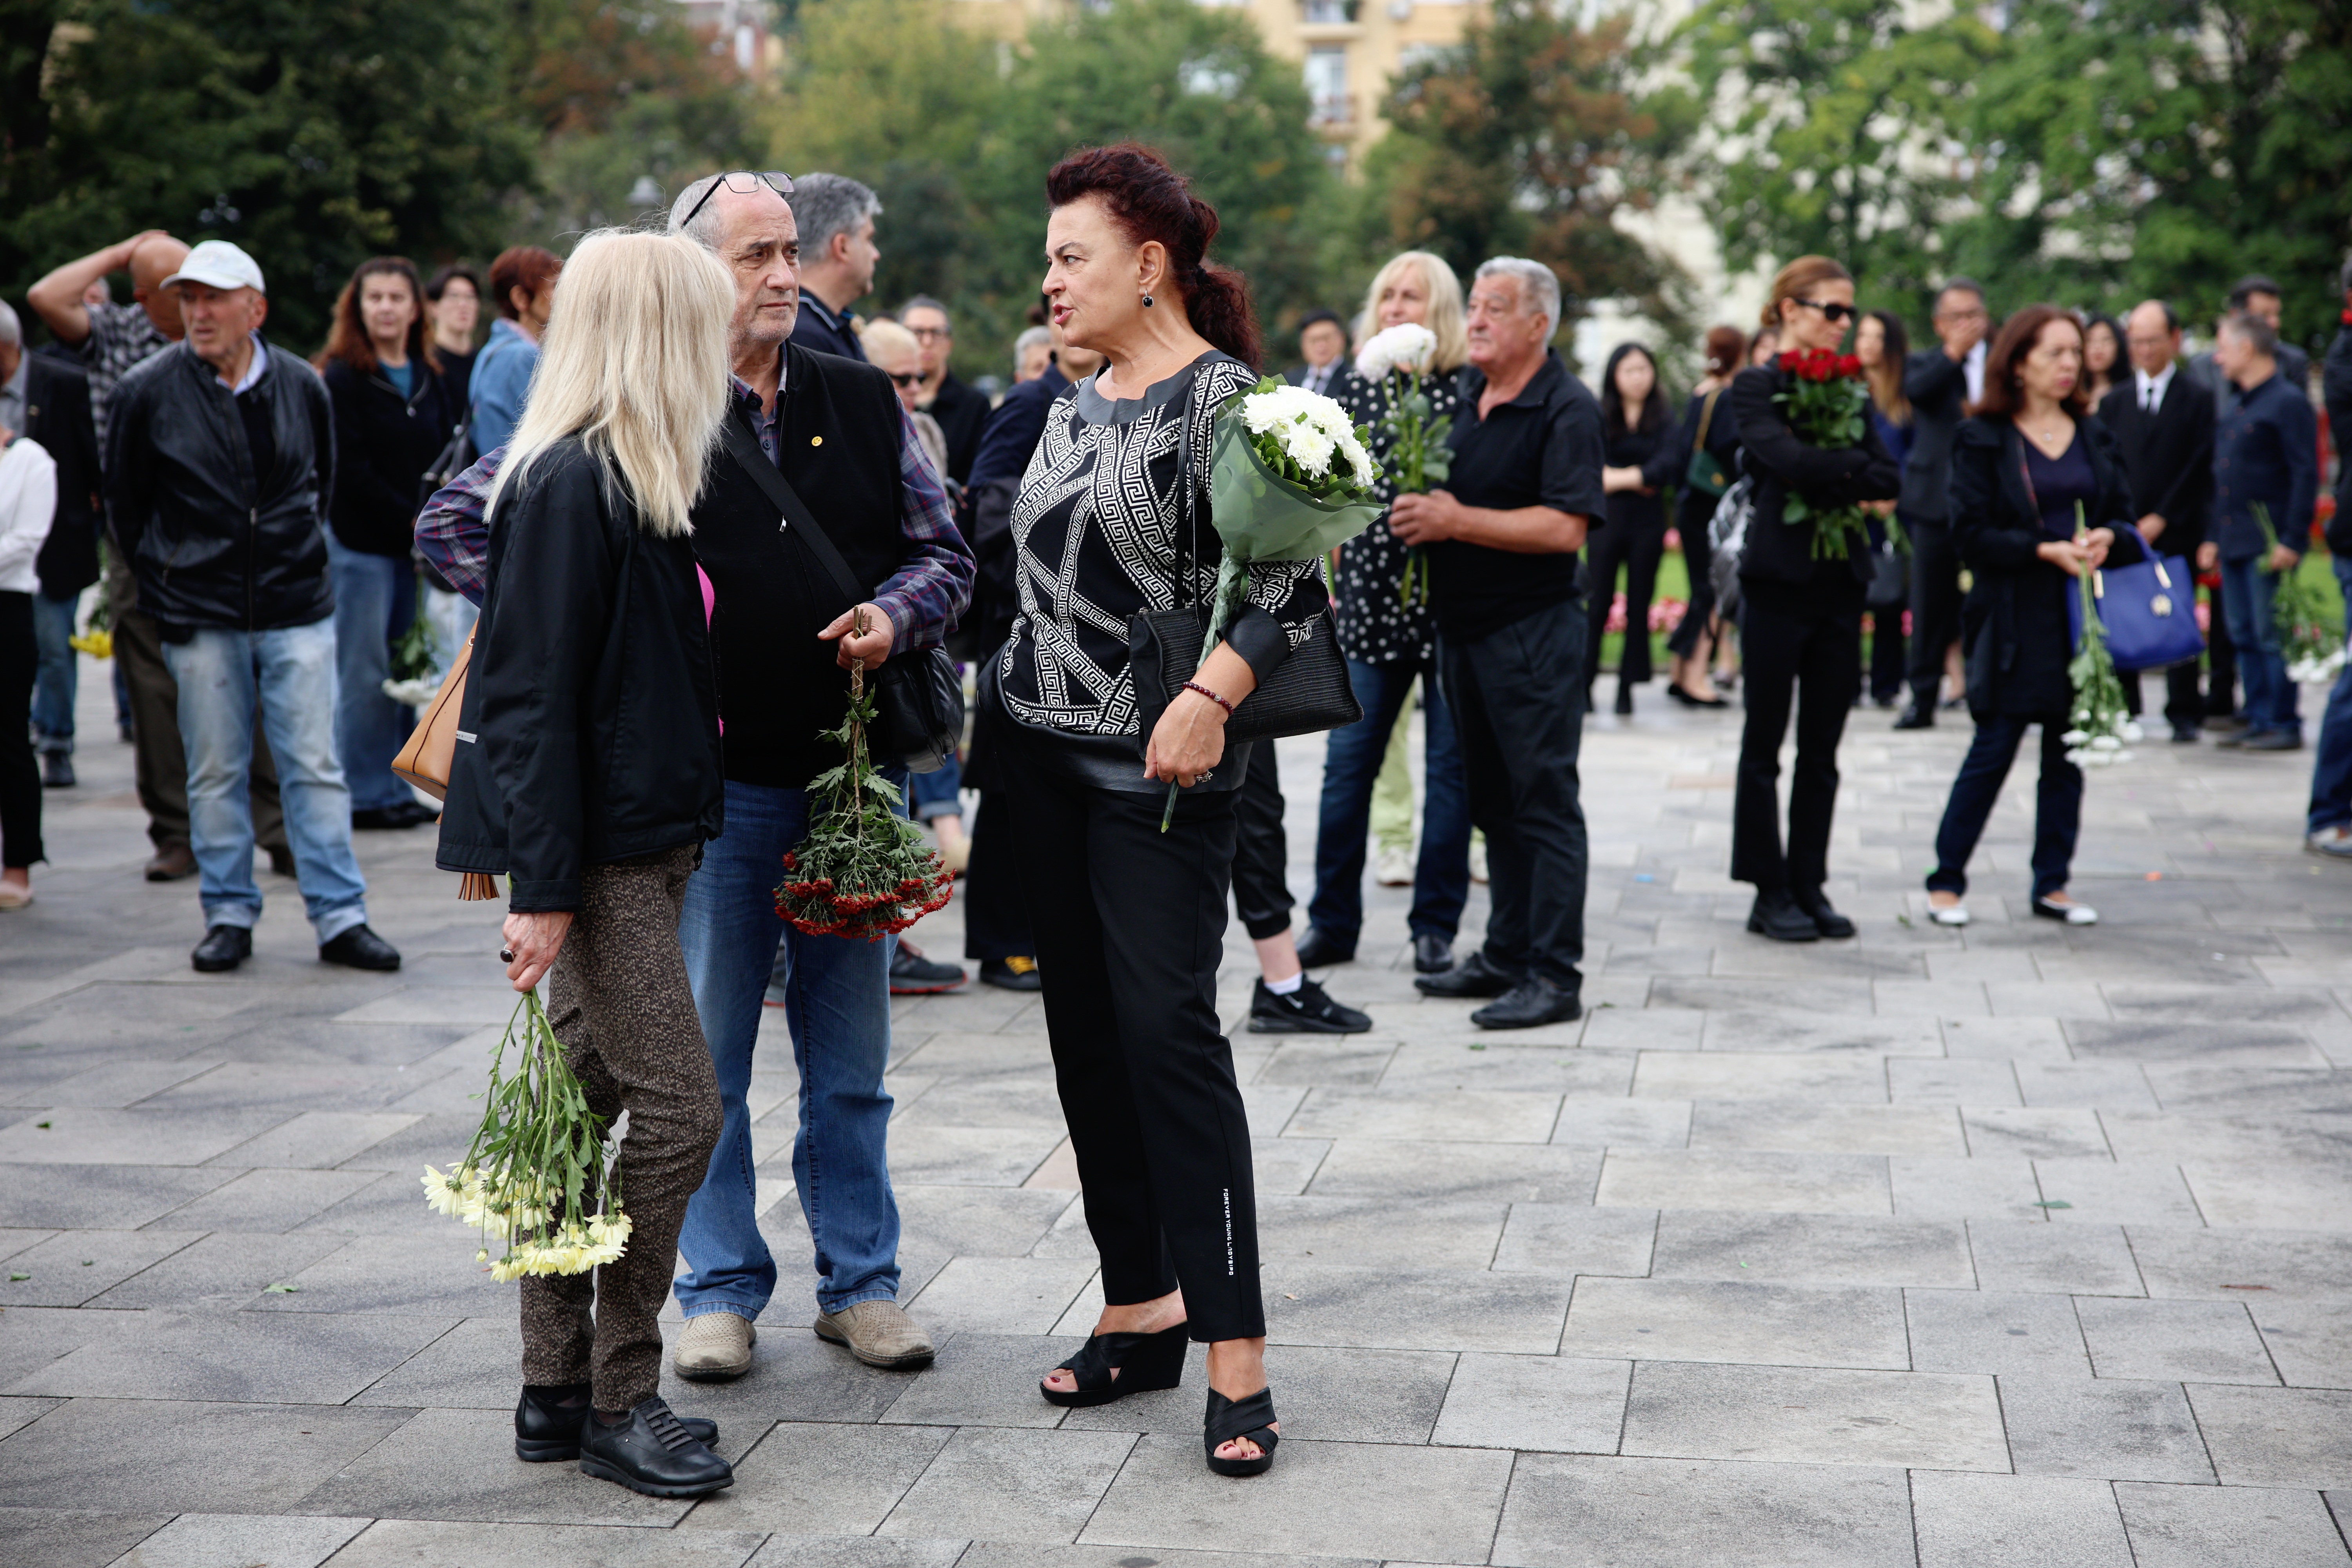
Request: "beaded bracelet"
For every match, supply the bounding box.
[1182,680,1236,718]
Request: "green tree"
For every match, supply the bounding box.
[1365,0,1695,333]
[1967,0,2352,352]
[1672,0,2001,314]
[7,0,536,350]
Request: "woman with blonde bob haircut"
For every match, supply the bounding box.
[436,230,741,1501]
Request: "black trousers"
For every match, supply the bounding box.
[1440,597,1590,989]
[1230,739,1294,941]
[1905,517,1964,708]
[1001,726,1263,1342]
[958,790,1035,963]
[1667,493,1718,662]
[2124,661,2207,730]
[1584,513,1667,690]
[2205,601,2239,718]
[1734,579,1861,894]
[0,593,41,870]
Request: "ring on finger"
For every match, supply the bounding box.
[500,947,515,964]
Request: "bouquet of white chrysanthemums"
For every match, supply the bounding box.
[1354,323,1452,605]
[2253,503,2348,685]
[2065,504,2141,768]
[423,989,628,1280]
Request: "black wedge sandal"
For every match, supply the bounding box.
[1203,1386,1280,1477]
[1038,1321,1190,1408]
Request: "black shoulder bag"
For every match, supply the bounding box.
[1127,378,1361,749]
[717,415,963,773]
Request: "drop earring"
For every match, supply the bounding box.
[1142,292,1154,308]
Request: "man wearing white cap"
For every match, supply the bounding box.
[105,240,400,974]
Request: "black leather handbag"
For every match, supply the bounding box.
[1128,388,1362,748]
[718,417,963,773]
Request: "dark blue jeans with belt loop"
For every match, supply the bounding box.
[1305,654,1472,952]
[1926,713,2083,900]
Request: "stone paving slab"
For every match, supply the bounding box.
[10,678,2352,1564]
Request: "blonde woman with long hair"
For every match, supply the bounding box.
[1296,250,1477,978]
[435,230,739,1500]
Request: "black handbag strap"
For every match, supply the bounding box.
[718,408,867,611]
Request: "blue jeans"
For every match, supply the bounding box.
[1307,656,1471,947]
[907,749,963,821]
[2218,554,2298,735]
[160,619,370,941]
[326,535,419,811]
[30,591,78,754]
[674,778,899,1321]
[2307,558,2352,833]
[1927,714,2081,900]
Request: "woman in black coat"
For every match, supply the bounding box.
[1589,342,1681,716]
[1729,259,1903,942]
[1926,305,2140,929]
[1664,326,1748,708]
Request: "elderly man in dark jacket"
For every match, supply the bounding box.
[105,241,397,975]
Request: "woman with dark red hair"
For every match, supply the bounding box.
[990,143,1318,1476]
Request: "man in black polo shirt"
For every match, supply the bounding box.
[1391,257,1607,1029]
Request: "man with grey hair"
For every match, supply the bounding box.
[2207,308,2318,751]
[417,168,972,1401]
[1389,256,1604,1030]
[0,300,101,791]
[786,172,881,361]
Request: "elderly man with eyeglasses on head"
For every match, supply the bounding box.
[414,169,975,1401]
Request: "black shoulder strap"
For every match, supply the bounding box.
[718,406,866,607]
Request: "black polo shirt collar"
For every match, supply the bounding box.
[1457,348,1570,417]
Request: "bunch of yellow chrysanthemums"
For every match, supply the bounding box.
[422,989,627,1279]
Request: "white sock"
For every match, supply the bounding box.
[1264,970,1304,995]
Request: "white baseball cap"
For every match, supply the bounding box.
[161,240,267,296]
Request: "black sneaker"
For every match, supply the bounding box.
[890,942,966,994]
[515,1383,716,1463]
[979,956,1042,992]
[576,1396,733,1497]
[40,752,73,788]
[191,924,252,973]
[319,924,401,971]
[1249,976,1372,1034]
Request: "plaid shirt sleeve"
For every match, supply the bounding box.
[415,445,504,607]
[871,406,974,651]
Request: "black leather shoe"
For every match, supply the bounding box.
[319,924,401,971]
[1892,704,1934,730]
[1415,948,1519,998]
[2170,724,2202,744]
[40,752,73,788]
[191,924,252,973]
[392,800,441,827]
[1249,976,1371,1034]
[1292,925,1353,969]
[1747,890,1820,942]
[515,1384,716,1463]
[2243,728,2303,751]
[1470,977,1582,1030]
[1613,685,1634,716]
[576,1396,733,1497]
[266,845,298,878]
[1793,890,1857,940]
[979,956,1042,991]
[1413,933,1455,974]
[350,806,420,830]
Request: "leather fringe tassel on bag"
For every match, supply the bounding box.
[459,873,500,902]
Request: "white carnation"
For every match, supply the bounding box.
[1355,323,1437,381]
[1286,425,1336,477]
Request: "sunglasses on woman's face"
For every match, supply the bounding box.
[887,371,922,388]
[1793,298,1857,324]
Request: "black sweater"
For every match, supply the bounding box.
[323,357,459,557]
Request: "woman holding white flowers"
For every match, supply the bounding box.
[1298,251,1474,978]
[993,144,1330,1477]
[435,231,733,1498]
[1927,303,2143,927]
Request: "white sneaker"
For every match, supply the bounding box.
[674,1312,755,1381]
[1374,846,1413,886]
[2308,826,2352,859]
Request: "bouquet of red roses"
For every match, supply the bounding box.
[1771,347,1871,561]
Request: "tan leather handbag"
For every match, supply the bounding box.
[392,632,472,802]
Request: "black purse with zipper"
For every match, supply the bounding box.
[717,415,963,774]
[1127,378,1361,749]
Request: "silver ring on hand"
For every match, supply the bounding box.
[1198,768,1214,782]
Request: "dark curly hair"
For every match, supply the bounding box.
[1045,143,1260,369]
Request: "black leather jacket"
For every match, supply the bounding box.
[103,340,336,632]
[434,438,724,913]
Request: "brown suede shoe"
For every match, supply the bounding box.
[145,843,197,882]
[813,1300,934,1368]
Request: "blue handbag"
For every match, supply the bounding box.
[2067,523,2206,673]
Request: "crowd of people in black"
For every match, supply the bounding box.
[1,138,2347,1498]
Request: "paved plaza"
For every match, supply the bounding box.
[5,673,2352,1568]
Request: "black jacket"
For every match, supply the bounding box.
[25,355,102,597]
[2324,327,2352,556]
[1899,347,1976,522]
[434,438,724,912]
[104,341,336,632]
[1950,414,2141,718]
[2097,371,2214,556]
[921,372,989,486]
[1729,363,1902,590]
[322,357,459,557]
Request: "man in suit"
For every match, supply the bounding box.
[1285,309,1348,397]
[2303,260,2352,854]
[2100,300,2216,743]
[1893,279,1990,728]
[0,303,102,789]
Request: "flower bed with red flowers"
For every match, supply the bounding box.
[1772,348,1872,561]
[774,622,954,941]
